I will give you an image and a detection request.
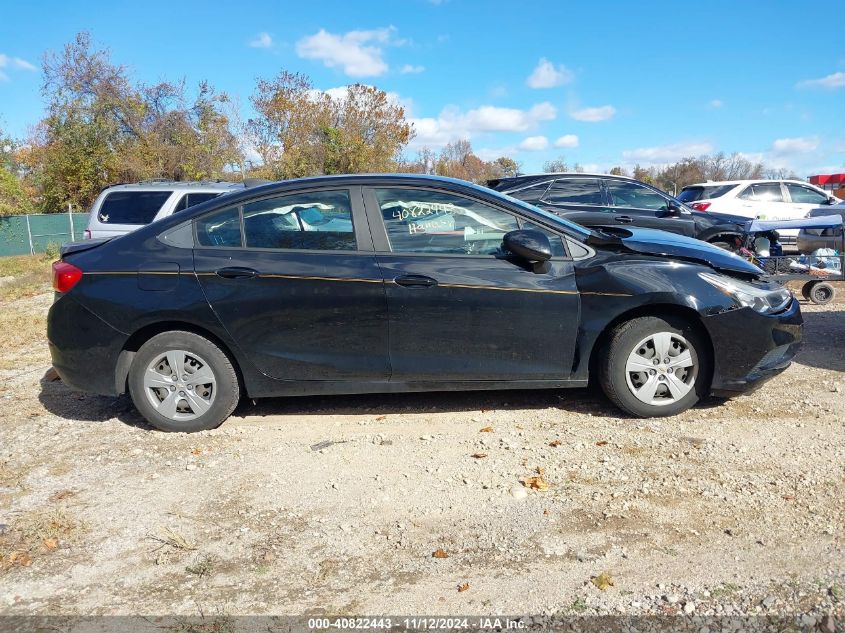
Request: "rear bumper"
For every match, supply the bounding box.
[47,294,128,396]
[705,298,803,397]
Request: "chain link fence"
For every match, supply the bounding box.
[0,212,89,257]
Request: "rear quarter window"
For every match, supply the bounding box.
[678,184,736,202]
[96,191,172,224]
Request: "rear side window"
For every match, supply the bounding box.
[242,190,356,251]
[96,191,172,224]
[173,192,221,213]
[542,178,603,205]
[738,183,783,202]
[196,207,242,247]
[678,184,736,202]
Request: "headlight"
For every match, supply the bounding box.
[699,272,792,314]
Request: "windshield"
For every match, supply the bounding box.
[497,191,594,239]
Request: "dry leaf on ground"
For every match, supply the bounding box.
[595,441,609,447]
[471,453,488,459]
[521,476,550,491]
[549,440,561,447]
[457,582,470,592]
[591,572,615,591]
[48,489,76,503]
[432,549,449,559]
[479,427,493,433]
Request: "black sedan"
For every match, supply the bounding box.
[488,173,750,249]
[48,175,802,432]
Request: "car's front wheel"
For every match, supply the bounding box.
[128,331,240,432]
[598,316,710,417]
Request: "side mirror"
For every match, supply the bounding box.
[667,200,684,215]
[827,196,838,205]
[503,229,552,263]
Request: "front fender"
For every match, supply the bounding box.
[571,257,736,380]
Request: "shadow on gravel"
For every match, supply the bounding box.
[37,376,150,429]
[792,307,845,372]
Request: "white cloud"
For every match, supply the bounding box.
[249,32,273,48]
[709,99,724,108]
[554,134,579,149]
[410,101,557,147]
[796,71,845,90]
[622,141,714,165]
[569,105,616,122]
[518,135,549,151]
[526,58,573,89]
[0,53,36,81]
[771,136,820,155]
[399,64,425,74]
[296,27,397,77]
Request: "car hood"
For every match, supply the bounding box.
[589,227,763,277]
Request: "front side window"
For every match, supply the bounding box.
[785,183,828,205]
[522,220,567,257]
[506,181,552,203]
[738,183,783,202]
[196,207,242,247]
[97,191,172,224]
[375,188,519,255]
[242,190,356,251]
[606,180,670,211]
[542,178,604,205]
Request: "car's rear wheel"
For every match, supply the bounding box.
[128,331,240,432]
[598,316,710,417]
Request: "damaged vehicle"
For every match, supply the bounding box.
[47,175,802,432]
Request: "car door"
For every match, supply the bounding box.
[193,186,390,382]
[363,185,580,383]
[735,182,796,221]
[604,179,697,237]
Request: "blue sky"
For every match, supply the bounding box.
[1,0,844,176]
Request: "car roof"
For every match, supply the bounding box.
[101,180,245,193]
[682,179,815,188]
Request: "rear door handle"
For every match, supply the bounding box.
[394,274,438,288]
[614,215,634,224]
[216,267,258,279]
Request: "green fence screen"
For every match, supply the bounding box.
[0,213,90,257]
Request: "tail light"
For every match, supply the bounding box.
[690,202,711,211]
[52,261,83,293]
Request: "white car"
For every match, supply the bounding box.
[85,180,245,240]
[677,180,841,240]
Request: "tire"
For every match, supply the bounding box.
[598,316,711,418]
[709,240,736,253]
[801,283,813,301]
[128,331,240,432]
[809,282,834,305]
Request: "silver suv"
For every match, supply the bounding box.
[85,180,244,239]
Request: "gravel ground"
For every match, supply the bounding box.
[0,288,843,623]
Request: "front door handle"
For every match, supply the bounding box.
[394,274,438,288]
[216,266,258,279]
[614,215,634,224]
